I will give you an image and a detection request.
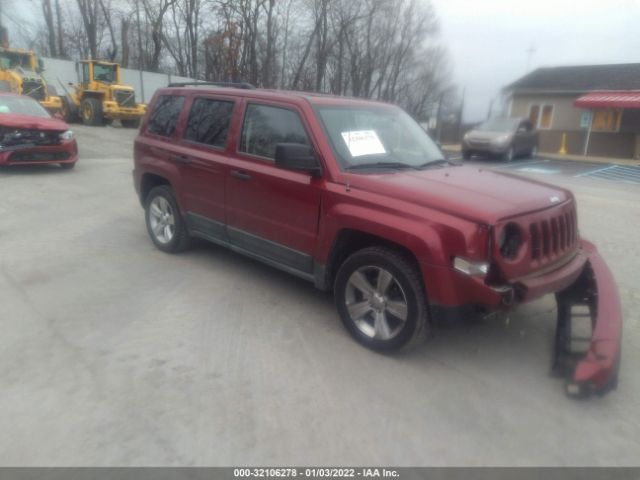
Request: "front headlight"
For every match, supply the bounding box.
[498,222,522,260]
[494,134,511,144]
[59,130,74,140]
[453,257,489,277]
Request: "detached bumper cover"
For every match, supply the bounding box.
[556,240,622,396]
[574,241,622,393]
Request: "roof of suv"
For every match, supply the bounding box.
[158,85,395,109]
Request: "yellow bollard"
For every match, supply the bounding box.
[558,133,567,155]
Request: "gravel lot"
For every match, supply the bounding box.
[0,124,638,466]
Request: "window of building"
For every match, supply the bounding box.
[184,98,234,148]
[239,104,310,160]
[147,95,185,137]
[528,103,554,130]
[591,109,621,132]
[540,105,554,129]
[528,105,540,128]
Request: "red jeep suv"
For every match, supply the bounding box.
[133,83,621,397]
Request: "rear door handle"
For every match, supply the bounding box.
[172,154,192,165]
[231,170,251,181]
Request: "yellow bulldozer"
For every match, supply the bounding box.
[61,59,145,128]
[0,47,63,114]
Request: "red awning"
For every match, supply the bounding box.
[574,91,640,109]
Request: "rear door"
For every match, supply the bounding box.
[175,94,237,241]
[225,101,323,277]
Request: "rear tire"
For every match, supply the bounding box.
[145,185,191,253]
[121,118,141,128]
[80,97,103,126]
[334,246,429,352]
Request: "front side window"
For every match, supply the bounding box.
[239,104,310,159]
[316,105,444,170]
[93,64,115,83]
[184,98,234,148]
[147,95,185,137]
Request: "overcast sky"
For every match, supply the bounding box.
[432,0,640,121]
[4,0,640,123]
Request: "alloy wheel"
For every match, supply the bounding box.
[148,196,176,244]
[344,266,409,340]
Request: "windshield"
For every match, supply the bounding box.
[316,105,445,170]
[0,95,51,118]
[0,52,33,70]
[93,63,116,83]
[476,117,519,133]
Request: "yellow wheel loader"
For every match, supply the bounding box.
[0,47,63,114]
[62,60,146,128]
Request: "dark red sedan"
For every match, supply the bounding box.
[0,92,78,169]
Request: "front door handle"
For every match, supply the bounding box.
[172,154,192,165]
[231,170,251,181]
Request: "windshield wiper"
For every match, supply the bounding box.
[415,158,454,169]
[346,161,420,171]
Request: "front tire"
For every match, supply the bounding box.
[80,97,103,126]
[145,185,191,253]
[334,246,429,352]
[59,162,76,170]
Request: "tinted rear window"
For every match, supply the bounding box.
[239,104,310,160]
[184,98,234,148]
[147,95,184,137]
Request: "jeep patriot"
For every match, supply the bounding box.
[133,84,622,397]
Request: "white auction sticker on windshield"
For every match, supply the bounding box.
[341,130,386,157]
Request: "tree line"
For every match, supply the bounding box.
[21,0,454,120]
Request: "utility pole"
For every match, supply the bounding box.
[525,44,536,72]
[135,0,145,103]
[457,86,466,142]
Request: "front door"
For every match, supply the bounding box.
[225,102,322,276]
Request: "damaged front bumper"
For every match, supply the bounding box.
[553,239,622,397]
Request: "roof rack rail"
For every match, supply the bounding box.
[168,81,256,89]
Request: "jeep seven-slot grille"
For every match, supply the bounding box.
[529,208,577,262]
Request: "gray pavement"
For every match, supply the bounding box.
[1,125,639,466]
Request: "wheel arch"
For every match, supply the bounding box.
[140,172,172,206]
[319,228,430,294]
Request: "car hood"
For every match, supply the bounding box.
[342,165,571,224]
[0,113,69,132]
[465,130,512,141]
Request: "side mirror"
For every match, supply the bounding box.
[52,112,63,120]
[274,143,322,177]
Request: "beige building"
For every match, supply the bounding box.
[504,63,640,159]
